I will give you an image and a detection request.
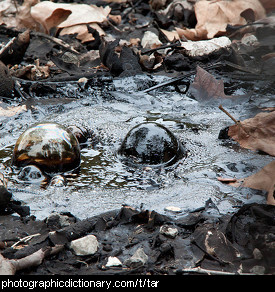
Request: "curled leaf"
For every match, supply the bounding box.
[179,0,266,40]
[228,111,275,156]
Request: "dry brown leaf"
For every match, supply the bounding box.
[59,23,105,43]
[0,103,27,117]
[29,1,111,34]
[241,161,275,192]
[258,0,275,13]
[179,0,266,40]
[189,66,234,101]
[267,184,275,205]
[16,0,40,30]
[0,0,18,27]
[228,111,275,156]
[218,161,275,205]
[160,29,180,42]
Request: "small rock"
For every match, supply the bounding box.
[250,265,265,275]
[253,248,263,260]
[106,256,122,267]
[124,247,148,268]
[46,212,74,229]
[159,224,178,238]
[164,206,182,213]
[70,235,98,256]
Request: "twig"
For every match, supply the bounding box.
[0,37,16,55]
[141,42,181,55]
[142,63,223,93]
[224,61,260,75]
[219,105,250,137]
[218,105,239,125]
[11,233,41,249]
[30,31,80,55]
[179,267,252,275]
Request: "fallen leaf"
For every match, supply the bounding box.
[30,1,111,34]
[217,177,238,184]
[258,0,275,13]
[158,0,195,24]
[16,0,43,31]
[241,161,275,192]
[219,161,275,205]
[179,0,266,40]
[218,160,275,205]
[228,111,275,156]
[0,0,18,27]
[160,28,180,42]
[59,23,105,43]
[189,66,238,102]
[0,103,27,117]
[141,31,162,49]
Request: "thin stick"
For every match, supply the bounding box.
[30,32,80,55]
[219,105,250,137]
[0,37,16,55]
[142,63,222,93]
[218,105,239,124]
[179,267,252,275]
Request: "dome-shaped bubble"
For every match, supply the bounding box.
[11,123,81,174]
[118,122,186,167]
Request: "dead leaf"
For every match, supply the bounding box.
[160,29,180,42]
[179,0,266,40]
[30,2,111,34]
[16,0,40,30]
[158,0,195,23]
[218,161,275,205]
[217,177,238,184]
[267,184,275,205]
[241,161,275,192]
[0,103,27,117]
[228,111,275,156]
[141,31,162,49]
[189,66,236,101]
[258,0,275,13]
[59,23,105,43]
[0,0,19,27]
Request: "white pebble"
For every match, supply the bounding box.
[70,235,98,256]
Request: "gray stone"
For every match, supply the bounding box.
[70,235,98,256]
[159,224,178,238]
[106,256,122,267]
[250,265,265,275]
[124,247,148,268]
